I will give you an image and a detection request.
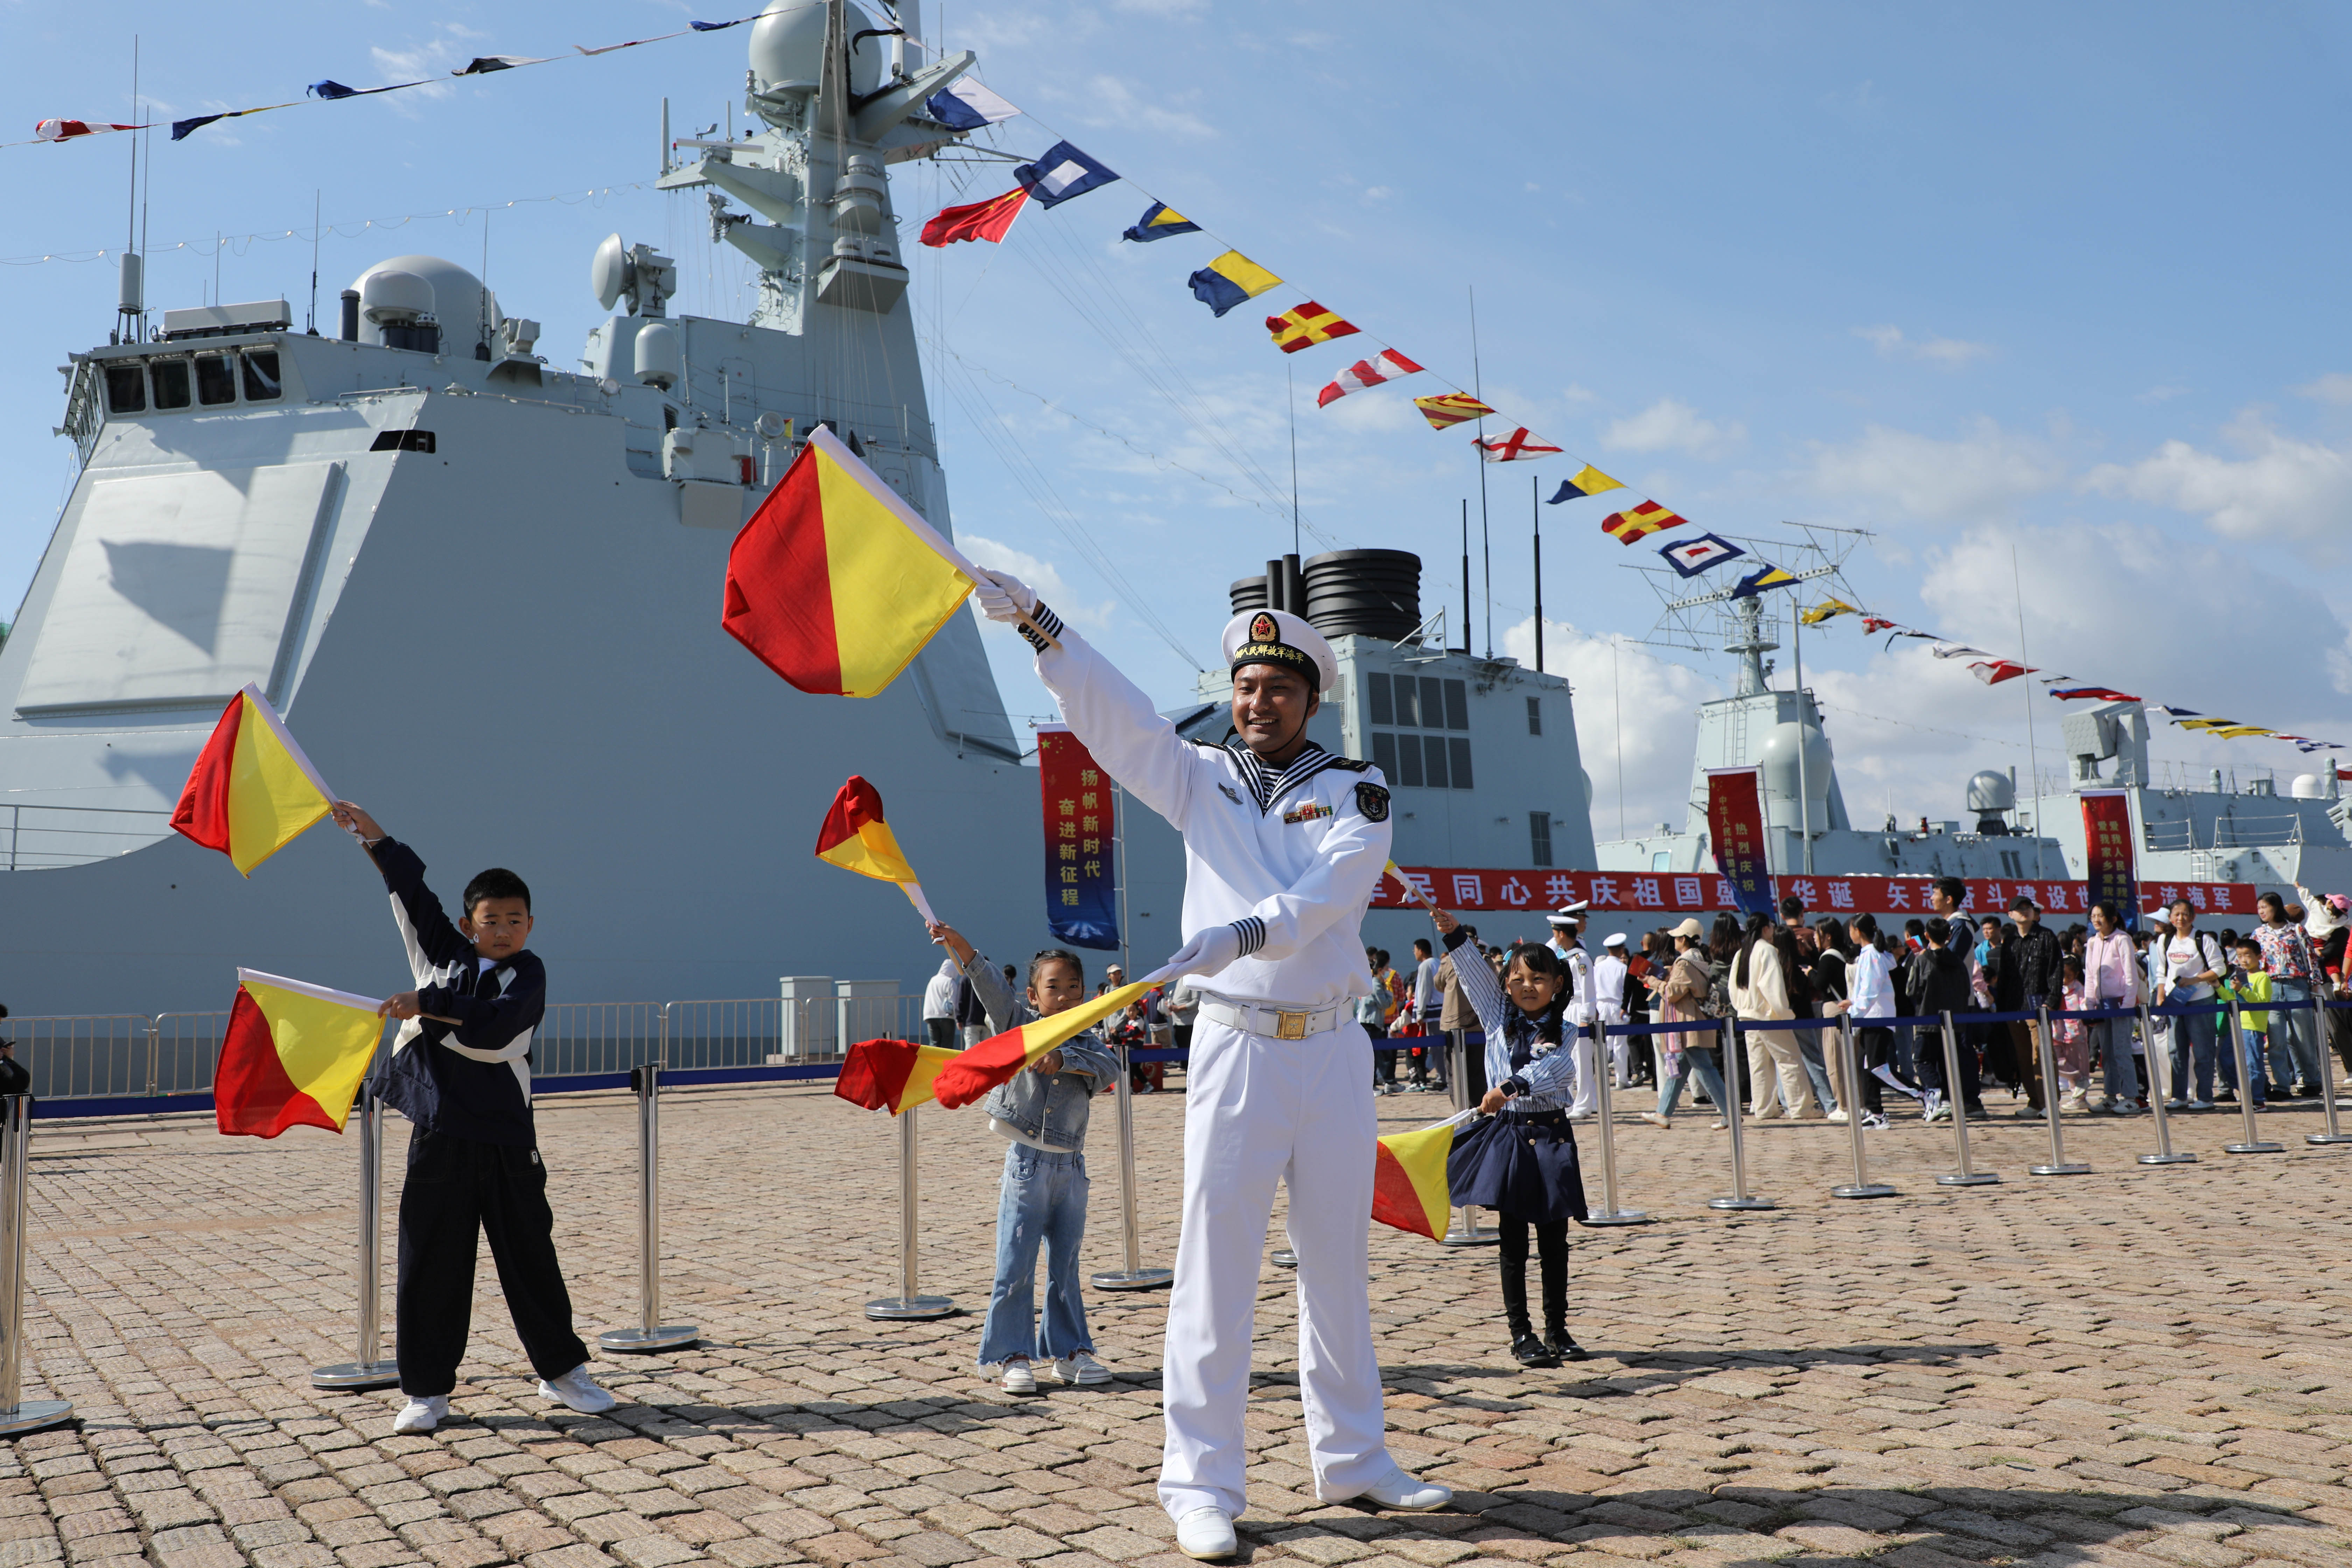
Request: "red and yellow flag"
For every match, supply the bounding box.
[933,979,1157,1109]
[834,1038,964,1115]
[814,775,936,924]
[216,970,385,1138]
[724,426,976,699]
[1601,500,1688,544]
[1371,1114,1464,1240]
[1265,301,1359,354]
[170,684,336,876]
[1414,393,1496,430]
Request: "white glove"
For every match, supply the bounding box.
[973,569,1036,624]
[1142,925,1244,988]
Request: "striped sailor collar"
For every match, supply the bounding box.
[1225,739,1343,813]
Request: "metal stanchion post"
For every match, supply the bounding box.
[601,1065,698,1351]
[2222,1001,2283,1155]
[1095,1045,1175,1289]
[1934,1011,2000,1186]
[1708,1019,1774,1211]
[2309,1000,2352,1147]
[2029,1006,2091,1176]
[313,1090,401,1390]
[1581,1020,1646,1225]
[1440,1033,1496,1245]
[0,1096,71,1435]
[2138,999,2196,1166]
[867,1105,955,1320]
[1831,1019,1895,1199]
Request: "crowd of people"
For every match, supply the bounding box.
[1380,877,2352,1130]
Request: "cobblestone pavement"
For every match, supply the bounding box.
[9,1077,2351,1568]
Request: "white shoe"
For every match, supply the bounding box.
[1054,1351,1113,1386]
[393,1395,446,1435]
[1000,1358,1038,1395]
[1826,1109,1850,1124]
[1860,1113,1889,1130]
[1640,1112,1672,1129]
[2188,1099,2215,1111]
[1354,1464,1454,1511]
[1175,1506,1237,1560]
[538,1365,617,1415]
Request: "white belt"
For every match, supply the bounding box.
[1195,993,1344,1042]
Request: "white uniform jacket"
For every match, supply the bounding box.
[1030,614,1392,1009]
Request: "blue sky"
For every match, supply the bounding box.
[6,1,2350,837]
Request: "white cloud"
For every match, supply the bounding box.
[1499,617,1719,837]
[1072,74,1213,139]
[1602,397,1745,457]
[2081,413,2352,542]
[1854,324,1993,368]
[1115,0,1207,13]
[2296,373,2352,405]
[958,533,1116,631]
[1807,418,2065,522]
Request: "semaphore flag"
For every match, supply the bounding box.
[170,685,336,876]
[1013,140,1119,207]
[1412,393,1495,429]
[1658,532,1744,576]
[833,1038,963,1115]
[1372,1111,1472,1239]
[1188,251,1282,316]
[919,187,1028,246]
[1547,464,1624,502]
[1731,564,1799,598]
[1265,301,1359,353]
[1317,349,1423,407]
[814,776,937,924]
[1799,598,1859,625]
[931,980,1159,1108]
[1122,201,1200,243]
[216,970,385,1138]
[1601,500,1688,544]
[724,425,981,698]
[1472,428,1563,462]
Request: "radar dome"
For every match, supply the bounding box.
[1759,721,1832,817]
[350,255,500,357]
[751,0,884,96]
[1965,769,2015,813]
[2291,773,2326,799]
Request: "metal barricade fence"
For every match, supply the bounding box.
[2,1016,153,1100]
[152,1012,236,1101]
[663,999,783,1071]
[534,1002,663,1078]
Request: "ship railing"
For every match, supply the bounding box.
[1,803,177,871]
[2,994,927,1114]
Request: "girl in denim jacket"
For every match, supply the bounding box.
[932,923,1119,1394]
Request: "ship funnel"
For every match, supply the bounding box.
[1231,550,1422,642]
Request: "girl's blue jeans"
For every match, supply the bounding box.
[976,1143,1094,1366]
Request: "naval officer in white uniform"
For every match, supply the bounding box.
[973,579,1452,1559]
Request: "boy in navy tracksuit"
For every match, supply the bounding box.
[332,802,614,1435]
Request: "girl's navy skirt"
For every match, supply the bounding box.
[1447,1107,1588,1224]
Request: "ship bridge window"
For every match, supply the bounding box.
[1367,729,1473,789]
[1531,811,1553,867]
[195,355,237,406]
[150,359,191,410]
[240,351,282,401]
[1367,671,1394,726]
[1527,696,1541,736]
[103,363,146,414]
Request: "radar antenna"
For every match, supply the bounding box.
[1627,521,1872,696]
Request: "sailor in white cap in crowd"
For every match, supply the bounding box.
[1544,905,1600,1116]
[1593,932,1633,1090]
[970,577,1451,1559]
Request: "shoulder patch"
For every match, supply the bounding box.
[1353,781,1391,822]
[1329,756,1372,772]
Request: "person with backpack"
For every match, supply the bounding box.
[1906,916,1982,1121]
[2158,898,2226,1111]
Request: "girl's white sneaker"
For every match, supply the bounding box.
[1054,1351,1113,1385]
[1000,1359,1038,1395]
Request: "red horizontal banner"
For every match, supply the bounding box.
[1370,867,2255,920]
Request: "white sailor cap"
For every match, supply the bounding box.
[1223,609,1337,693]
[1602,932,1628,949]
[1544,902,1589,927]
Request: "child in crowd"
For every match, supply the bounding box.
[1428,908,1588,1368]
[928,922,1118,1395]
[2055,957,2091,1112]
[2220,938,2274,1108]
[329,802,614,1436]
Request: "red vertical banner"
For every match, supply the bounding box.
[1705,766,1775,918]
[1036,724,1120,951]
[2080,789,2137,920]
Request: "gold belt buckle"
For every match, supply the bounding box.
[1275,1009,1309,1041]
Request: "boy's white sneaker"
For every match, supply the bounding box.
[1355,1464,1454,1510]
[538,1365,617,1414]
[393,1395,447,1435]
[1054,1351,1113,1386]
[1000,1358,1038,1395]
[1175,1506,1237,1560]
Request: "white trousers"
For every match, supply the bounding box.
[1158,1019,1395,1520]
[1566,1033,1600,1115]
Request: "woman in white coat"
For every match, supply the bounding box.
[1730,912,1818,1119]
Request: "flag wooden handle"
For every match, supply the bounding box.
[1014,609,1062,651]
[1386,861,1438,912]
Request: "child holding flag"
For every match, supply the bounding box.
[929,920,1118,1395]
[330,802,614,1435]
[1427,907,1590,1369]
